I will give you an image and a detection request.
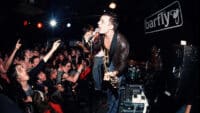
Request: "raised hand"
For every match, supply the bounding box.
[52,40,61,51]
[77,64,84,72]
[43,40,61,63]
[15,39,22,50]
[104,72,111,81]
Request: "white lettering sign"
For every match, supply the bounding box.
[144,1,183,34]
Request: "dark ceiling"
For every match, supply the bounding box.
[0,0,199,60]
[0,0,146,47]
[0,0,148,26]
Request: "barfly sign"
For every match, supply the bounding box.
[144,1,183,34]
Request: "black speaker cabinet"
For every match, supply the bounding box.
[165,45,199,102]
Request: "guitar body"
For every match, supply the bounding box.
[103,72,119,88]
[103,49,119,98]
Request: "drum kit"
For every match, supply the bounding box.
[126,59,146,84]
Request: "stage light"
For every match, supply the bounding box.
[66,23,71,28]
[109,2,117,9]
[49,19,57,27]
[180,40,187,45]
[37,22,43,29]
[23,20,28,26]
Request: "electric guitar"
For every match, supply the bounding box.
[103,49,119,89]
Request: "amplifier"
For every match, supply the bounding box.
[118,85,149,113]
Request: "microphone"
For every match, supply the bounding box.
[88,28,99,42]
[93,28,99,36]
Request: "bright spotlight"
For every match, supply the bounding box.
[66,23,71,28]
[23,20,28,26]
[50,19,57,27]
[109,2,117,9]
[180,40,187,46]
[37,22,43,29]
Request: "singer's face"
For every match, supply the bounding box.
[98,15,113,34]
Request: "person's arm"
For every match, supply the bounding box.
[62,64,84,83]
[4,39,22,71]
[114,35,129,76]
[43,40,61,63]
[184,104,192,113]
[28,40,60,80]
[79,67,91,80]
[76,41,90,53]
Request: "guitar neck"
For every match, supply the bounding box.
[103,49,109,72]
[103,59,108,73]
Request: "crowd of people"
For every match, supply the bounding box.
[0,12,129,113]
[0,37,98,113]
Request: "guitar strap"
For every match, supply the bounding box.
[103,31,118,72]
[108,32,118,66]
[103,32,119,99]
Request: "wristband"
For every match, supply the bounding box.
[77,70,81,74]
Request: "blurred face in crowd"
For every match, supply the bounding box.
[58,54,64,61]
[38,71,47,82]
[50,69,58,79]
[63,50,68,57]
[33,50,40,57]
[76,49,81,56]
[63,62,71,73]
[57,83,64,92]
[81,59,89,67]
[19,62,29,71]
[15,64,29,82]
[71,49,76,56]
[24,49,33,59]
[32,57,40,67]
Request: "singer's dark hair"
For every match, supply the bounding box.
[82,24,94,33]
[102,11,119,31]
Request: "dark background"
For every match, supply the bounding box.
[0,0,199,61]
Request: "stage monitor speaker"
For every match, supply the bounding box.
[118,85,149,113]
[165,45,199,97]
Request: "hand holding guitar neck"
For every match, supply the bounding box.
[104,71,118,80]
[104,71,119,88]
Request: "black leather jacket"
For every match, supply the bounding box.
[108,32,129,75]
[92,32,129,75]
